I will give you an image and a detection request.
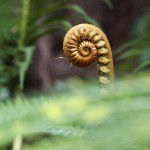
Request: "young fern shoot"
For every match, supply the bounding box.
[63,24,114,91]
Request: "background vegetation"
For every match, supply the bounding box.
[0,0,150,150]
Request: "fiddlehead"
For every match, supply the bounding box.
[63,24,114,88]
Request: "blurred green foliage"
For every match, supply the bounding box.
[0,73,150,149]
[114,11,150,74]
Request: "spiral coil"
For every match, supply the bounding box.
[63,24,114,86]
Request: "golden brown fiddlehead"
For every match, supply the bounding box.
[63,24,114,88]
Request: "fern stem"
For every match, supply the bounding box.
[18,0,30,49]
[17,0,31,91]
[12,135,22,150]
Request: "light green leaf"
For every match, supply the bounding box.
[19,46,35,90]
[134,60,150,73]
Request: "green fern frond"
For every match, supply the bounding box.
[0,74,150,149]
[115,12,150,73]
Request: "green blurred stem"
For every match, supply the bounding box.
[18,0,30,49]
[17,0,31,91]
[12,135,22,150]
